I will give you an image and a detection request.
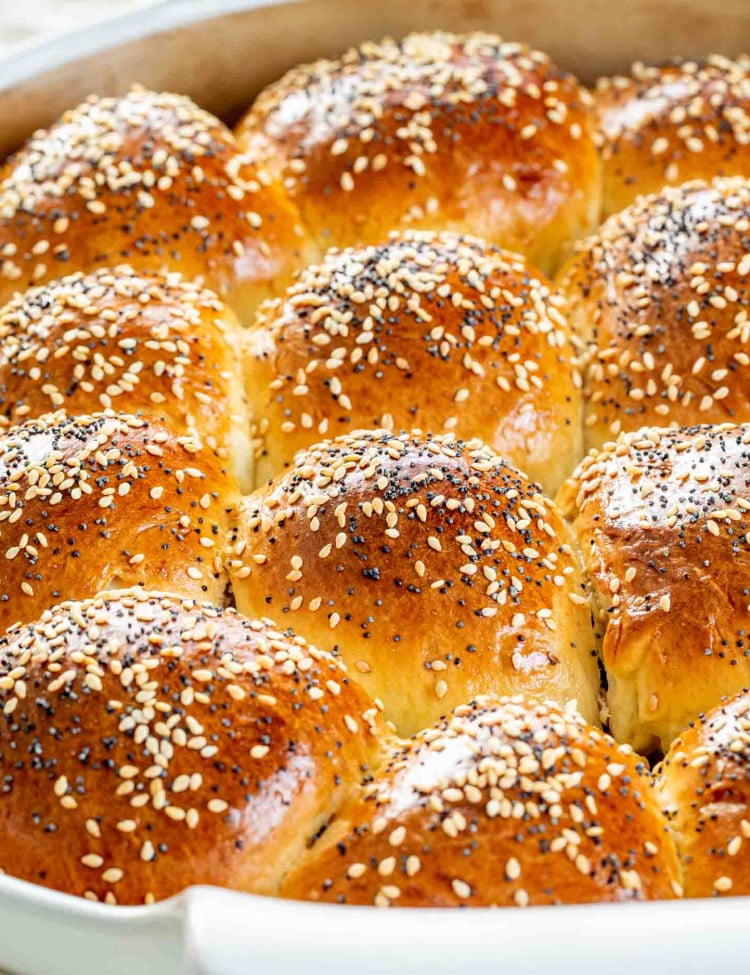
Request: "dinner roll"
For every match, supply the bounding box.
[0,267,251,488]
[0,589,387,903]
[227,431,599,736]
[654,688,750,898]
[236,32,601,276]
[558,423,750,753]
[558,178,750,452]
[245,231,582,495]
[0,410,238,636]
[282,695,681,906]
[0,88,312,324]
[595,56,750,218]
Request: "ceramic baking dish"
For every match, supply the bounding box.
[1,1,750,972]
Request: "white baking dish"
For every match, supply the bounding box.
[1,1,750,971]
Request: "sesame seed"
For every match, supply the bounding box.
[451,878,472,899]
[505,857,521,880]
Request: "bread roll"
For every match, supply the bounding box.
[0,267,251,488]
[655,689,750,898]
[0,410,239,635]
[245,231,582,495]
[595,56,750,218]
[558,423,750,752]
[283,695,681,906]
[0,589,387,903]
[557,178,750,452]
[0,88,313,324]
[227,430,599,735]
[236,32,601,276]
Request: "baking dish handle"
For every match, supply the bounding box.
[183,885,750,975]
[0,874,184,975]
[2,874,750,975]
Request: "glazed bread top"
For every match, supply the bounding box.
[558,178,750,451]
[0,410,239,634]
[0,267,251,487]
[245,231,582,495]
[237,32,601,275]
[283,695,681,906]
[0,589,387,903]
[595,56,750,217]
[228,430,599,735]
[559,423,750,752]
[4,29,750,913]
[0,88,313,323]
[655,688,750,898]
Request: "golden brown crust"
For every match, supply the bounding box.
[595,57,750,218]
[0,267,252,488]
[0,410,239,635]
[236,32,601,276]
[0,589,388,904]
[558,423,750,753]
[227,431,599,736]
[557,178,750,452]
[245,231,582,495]
[655,688,750,898]
[282,695,681,907]
[0,88,314,324]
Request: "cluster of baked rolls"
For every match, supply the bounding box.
[0,32,749,909]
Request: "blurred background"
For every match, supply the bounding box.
[0,0,157,55]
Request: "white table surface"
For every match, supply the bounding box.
[0,0,157,56]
